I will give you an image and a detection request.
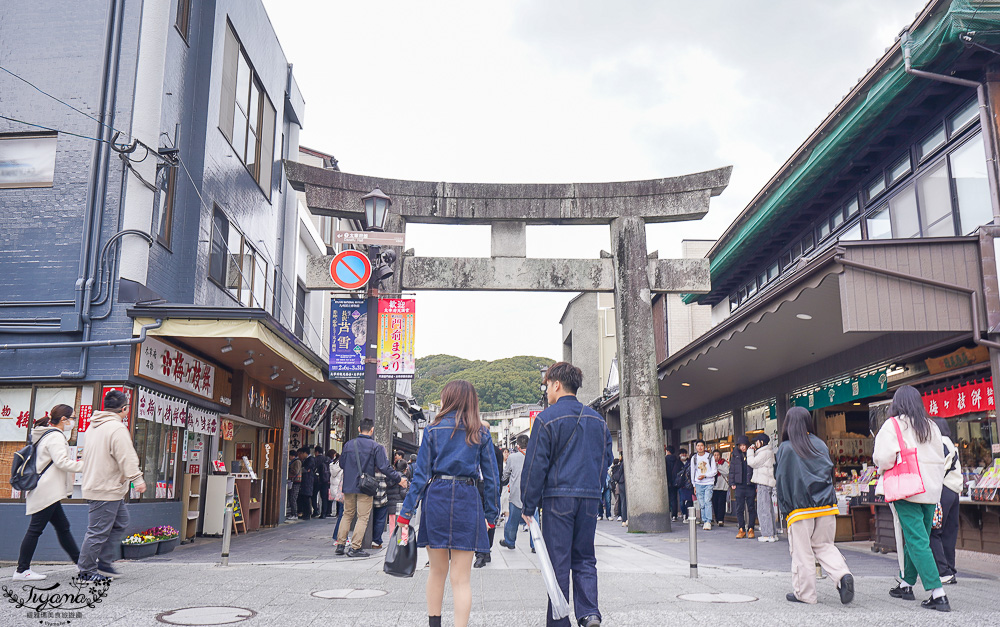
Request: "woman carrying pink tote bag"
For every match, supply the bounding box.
[873,386,947,612]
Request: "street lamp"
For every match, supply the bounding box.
[361,188,391,232]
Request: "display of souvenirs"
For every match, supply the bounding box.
[828,435,874,473]
[971,459,1000,502]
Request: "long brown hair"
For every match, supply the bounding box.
[434,380,483,445]
[36,404,73,428]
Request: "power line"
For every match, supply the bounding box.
[0,64,129,140]
[0,113,110,144]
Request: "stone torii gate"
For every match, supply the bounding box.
[286,161,731,533]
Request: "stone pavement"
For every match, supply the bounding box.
[2,515,997,626]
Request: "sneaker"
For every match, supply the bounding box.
[941,574,957,585]
[838,574,854,605]
[334,544,345,556]
[346,547,370,558]
[97,562,121,578]
[889,583,915,600]
[499,540,514,550]
[718,521,724,527]
[747,528,755,539]
[371,543,382,550]
[616,516,622,521]
[703,522,712,531]
[785,592,805,603]
[579,614,601,627]
[622,521,628,527]
[767,536,778,543]
[76,572,111,583]
[921,595,951,612]
[12,570,46,581]
[757,536,768,543]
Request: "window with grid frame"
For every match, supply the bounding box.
[219,20,276,198]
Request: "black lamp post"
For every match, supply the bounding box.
[360,188,392,436]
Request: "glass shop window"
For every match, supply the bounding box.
[867,206,892,240]
[918,125,946,162]
[916,161,955,238]
[132,420,180,501]
[948,99,979,137]
[949,134,993,235]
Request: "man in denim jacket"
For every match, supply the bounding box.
[521,362,613,627]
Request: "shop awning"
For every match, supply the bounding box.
[657,238,982,421]
[127,305,353,401]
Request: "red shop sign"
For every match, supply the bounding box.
[923,379,994,418]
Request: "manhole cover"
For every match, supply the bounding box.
[677,593,758,603]
[312,588,388,599]
[156,606,257,625]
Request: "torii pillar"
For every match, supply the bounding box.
[286,161,732,533]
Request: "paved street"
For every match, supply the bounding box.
[3,516,997,626]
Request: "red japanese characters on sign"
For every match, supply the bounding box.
[135,337,217,401]
[101,386,133,431]
[78,405,93,433]
[923,379,995,418]
[376,298,416,379]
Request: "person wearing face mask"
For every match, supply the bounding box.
[14,405,84,581]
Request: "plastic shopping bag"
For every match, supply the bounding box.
[528,518,571,621]
[383,524,417,578]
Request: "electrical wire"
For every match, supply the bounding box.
[0,113,110,144]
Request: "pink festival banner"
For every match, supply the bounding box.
[377,299,416,379]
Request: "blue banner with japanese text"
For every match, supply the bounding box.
[329,299,365,379]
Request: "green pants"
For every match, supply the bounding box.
[894,500,941,591]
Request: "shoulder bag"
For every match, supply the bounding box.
[353,440,379,497]
[882,417,926,502]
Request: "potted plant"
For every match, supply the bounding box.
[121,533,159,559]
[149,526,181,554]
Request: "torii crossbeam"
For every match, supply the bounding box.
[286,161,732,533]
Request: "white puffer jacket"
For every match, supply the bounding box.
[25,427,83,515]
[747,444,776,487]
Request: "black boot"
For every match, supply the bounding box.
[473,553,488,568]
[429,616,442,626]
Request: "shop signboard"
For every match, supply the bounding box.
[136,387,188,427]
[377,298,416,379]
[923,378,995,418]
[791,369,888,411]
[925,345,989,375]
[186,405,220,436]
[134,336,231,406]
[221,419,235,441]
[0,387,32,441]
[329,298,365,378]
[78,404,92,433]
[231,374,283,428]
[290,397,331,431]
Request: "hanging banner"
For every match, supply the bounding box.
[187,405,220,436]
[923,378,995,418]
[289,398,331,432]
[329,298,366,378]
[221,419,235,441]
[136,387,188,427]
[78,404,93,433]
[377,298,416,379]
[791,369,888,411]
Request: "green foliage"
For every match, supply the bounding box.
[414,354,555,413]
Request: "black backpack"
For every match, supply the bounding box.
[10,429,60,492]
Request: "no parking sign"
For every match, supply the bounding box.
[329,250,372,291]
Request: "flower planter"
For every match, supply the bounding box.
[156,537,179,554]
[121,541,159,560]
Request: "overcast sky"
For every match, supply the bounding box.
[262,0,928,362]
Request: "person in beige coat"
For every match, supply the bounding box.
[14,405,84,581]
[76,390,145,582]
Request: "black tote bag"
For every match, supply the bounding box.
[383,524,417,578]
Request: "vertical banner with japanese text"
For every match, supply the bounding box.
[329,298,365,379]
[377,298,416,379]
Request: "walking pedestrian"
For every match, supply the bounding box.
[77,389,146,581]
[675,448,694,521]
[296,447,315,520]
[395,380,499,627]
[664,445,681,521]
[611,456,627,525]
[929,418,961,585]
[314,445,332,519]
[599,455,613,520]
[328,450,345,540]
[874,385,949,611]
[729,435,756,539]
[712,449,729,527]
[499,434,529,549]
[386,459,408,536]
[14,405,84,581]
[691,440,717,530]
[748,434,777,542]
[609,458,621,520]
[474,441,504,568]
[336,419,406,557]
[775,407,854,605]
[287,451,301,520]
[520,362,613,627]
[371,472,389,549]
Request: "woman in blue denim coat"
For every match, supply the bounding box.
[396,380,500,627]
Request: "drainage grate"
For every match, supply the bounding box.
[312,588,388,599]
[677,593,758,603]
[156,606,257,625]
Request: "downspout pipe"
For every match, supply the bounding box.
[834,252,1000,352]
[0,318,163,381]
[901,30,1000,223]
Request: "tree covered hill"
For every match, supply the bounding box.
[413,354,555,413]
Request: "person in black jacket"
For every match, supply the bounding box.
[474,442,505,568]
[775,407,853,605]
[675,448,694,522]
[729,435,756,538]
[611,456,627,525]
[296,447,315,520]
[313,445,332,518]
[664,446,681,521]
